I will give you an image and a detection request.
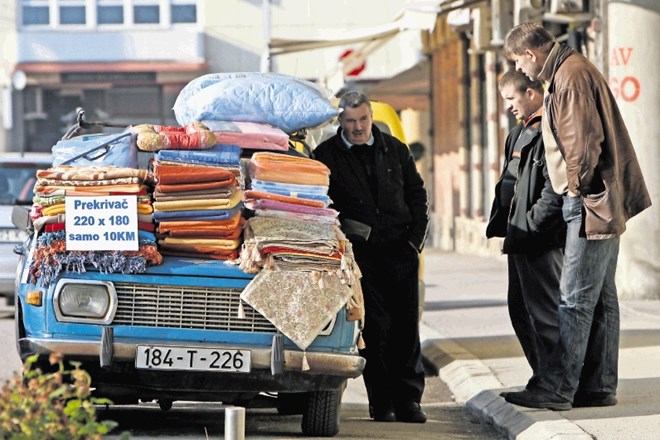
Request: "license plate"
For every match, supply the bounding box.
[135,345,251,373]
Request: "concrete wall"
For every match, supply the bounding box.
[609,0,660,299]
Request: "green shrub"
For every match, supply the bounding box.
[0,353,127,440]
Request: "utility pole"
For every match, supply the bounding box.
[260,0,272,73]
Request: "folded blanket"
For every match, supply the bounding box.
[249,152,330,186]
[155,180,238,194]
[155,164,237,185]
[158,213,243,237]
[156,144,241,167]
[36,165,152,182]
[159,237,240,248]
[243,190,326,208]
[35,184,147,194]
[251,179,328,195]
[153,190,242,212]
[158,244,238,260]
[254,208,340,225]
[245,198,338,217]
[153,186,235,200]
[153,205,242,221]
[202,120,289,151]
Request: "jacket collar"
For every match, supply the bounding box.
[539,43,576,87]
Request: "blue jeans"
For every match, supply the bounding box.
[538,195,620,400]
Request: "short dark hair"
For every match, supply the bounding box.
[504,23,554,57]
[338,91,372,116]
[499,69,544,95]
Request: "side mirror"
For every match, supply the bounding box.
[11,205,33,233]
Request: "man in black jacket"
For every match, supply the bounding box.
[313,91,429,423]
[486,69,565,392]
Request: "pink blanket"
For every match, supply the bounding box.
[205,121,289,151]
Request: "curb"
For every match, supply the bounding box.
[419,322,592,440]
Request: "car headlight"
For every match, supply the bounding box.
[54,279,117,324]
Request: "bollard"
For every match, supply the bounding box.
[224,406,245,440]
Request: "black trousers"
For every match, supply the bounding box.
[353,239,425,408]
[507,249,562,383]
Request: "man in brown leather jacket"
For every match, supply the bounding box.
[501,23,651,411]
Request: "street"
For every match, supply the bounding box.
[0,301,503,439]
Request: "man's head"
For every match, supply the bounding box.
[338,91,373,145]
[499,69,544,121]
[504,23,554,81]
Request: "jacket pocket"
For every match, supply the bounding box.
[582,188,625,238]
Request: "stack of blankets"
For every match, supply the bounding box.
[152,144,244,260]
[243,152,337,225]
[238,153,364,358]
[28,165,162,286]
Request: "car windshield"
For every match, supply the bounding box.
[0,163,46,205]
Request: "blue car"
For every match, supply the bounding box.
[12,202,364,437]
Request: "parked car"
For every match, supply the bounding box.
[12,135,363,437]
[0,153,51,305]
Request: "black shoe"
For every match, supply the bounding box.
[572,392,618,408]
[395,401,427,423]
[504,388,572,411]
[372,406,396,422]
[499,391,511,399]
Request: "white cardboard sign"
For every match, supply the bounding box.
[65,195,139,251]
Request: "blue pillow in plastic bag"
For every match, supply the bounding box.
[52,131,138,169]
[173,72,339,134]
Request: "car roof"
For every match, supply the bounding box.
[0,152,52,165]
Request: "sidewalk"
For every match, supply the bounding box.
[419,249,660,440]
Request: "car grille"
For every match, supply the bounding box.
[112,282,276,333]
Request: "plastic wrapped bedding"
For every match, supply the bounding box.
[173,72,339,134]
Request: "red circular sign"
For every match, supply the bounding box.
[340,49,366,77]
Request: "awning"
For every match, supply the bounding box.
[268,3,439,55]
[365,59,431,111]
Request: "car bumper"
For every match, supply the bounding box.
[18,337,366,379]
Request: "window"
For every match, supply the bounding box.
[134,2,160,24]
[22,0,49,25]
[98,0,124,25]
[171,3,196,24]
[59,0,86,25]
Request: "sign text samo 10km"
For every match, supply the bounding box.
[65,196,139,251]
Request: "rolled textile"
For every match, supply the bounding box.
[36,165,151,182]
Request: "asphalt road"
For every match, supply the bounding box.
[0,302,503,439]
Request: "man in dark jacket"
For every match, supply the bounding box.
[502,23,652,411]
[313,91,429,423]
[487,69,564,392]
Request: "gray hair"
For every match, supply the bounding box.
[338,91,372,116]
